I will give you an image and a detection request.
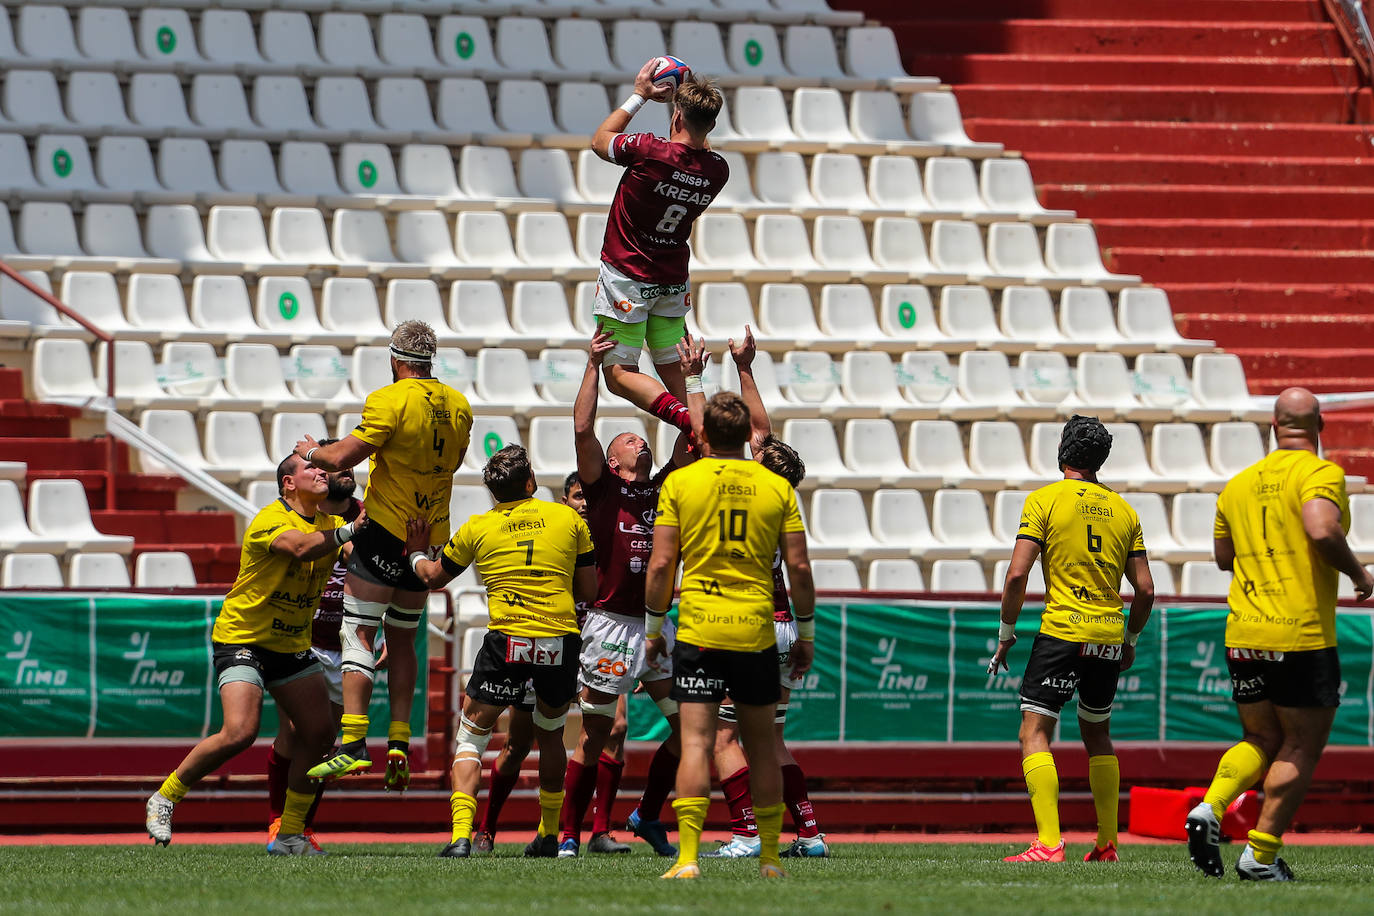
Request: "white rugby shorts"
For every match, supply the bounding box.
[776,619,803,691]
[310,645,344,707]
[578,608,675,695]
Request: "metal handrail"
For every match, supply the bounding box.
[0,260,118,510]
[1323,0,1374,85]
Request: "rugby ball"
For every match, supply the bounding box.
[651,55,691,90]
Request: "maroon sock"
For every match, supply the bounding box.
[721,766,758,837]
[637,742,679,822]
[266,748,290,821]
[304,783,325,829]
[480,761,521,837]
[649,392,692,434]
[591,752,625,835]
[781,763,820,838]
[559,758,599,843]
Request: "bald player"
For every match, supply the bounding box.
[1187,388,1373,881]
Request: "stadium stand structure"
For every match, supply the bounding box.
[1,0,1372,833]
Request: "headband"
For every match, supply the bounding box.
[390,344,433,363]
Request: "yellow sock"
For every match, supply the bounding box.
[1248,829,1282,865]
[1087,755,1119,847]
[1204,741,1268,819]
[671,796,710,867]
[158,771,189,804]
[537,788,565,838]
[280,788,313,835]
[755,802,785,866]
[388,720,411,745]
[1022,751,1060,847]
[450,791,477,844]
[341,713,369,745]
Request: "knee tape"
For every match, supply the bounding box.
[655,696,679,718]
[454,715,492,762]
[606,343,642,367]
[1077,701,1112,724]
[580,697,618,718]
[340,595,386,678]
[385,601,422,631]
[717,703,737,723]
[774,703,789,725]
[532,707,568,731]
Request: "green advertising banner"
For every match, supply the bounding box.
[0,593,425,743]
[626,600,1374,745]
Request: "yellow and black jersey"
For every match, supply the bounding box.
[214,499,341,653]
[1018,479,1146,645]
[351,377,473,544]
[656,458,805,652]
[1215,448,1348,651]
[441,497,594,638]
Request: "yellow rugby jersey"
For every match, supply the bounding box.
[352,377,473,544]
[1215,448,1348,652]
[214,499,341,653]
[656,458,805,652]
[441,498,594,638]
[1018,479,1146,645]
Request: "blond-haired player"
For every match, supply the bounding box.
[644,392,816,880]
[1187,388,1374,881]
[296,320,472,789]
[990,415,1154,863]
[406,446,596,858]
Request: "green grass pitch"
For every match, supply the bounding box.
[8,842,1374,914]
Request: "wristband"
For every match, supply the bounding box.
[1123,628,1141,647]
[332,522,355,546]
[409,551,428,574]
[684,374,703,394]
[620,93,645,116]
[998,621,1016,642]
[795,616,815,641]
[305,447,317,463]
[645,606,666,638]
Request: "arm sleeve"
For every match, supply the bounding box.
[1300,461,1348,519]
[441,525,475,570]
[351,389,397,448]
[612,132,652,167]
[654,476,679,528]
[1128,518,1146,557]
[1213,492,1231,539]
[781,487,805,534]
[1017,490,1048,546]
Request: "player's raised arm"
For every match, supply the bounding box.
[729,326,773,451]
[293,433,375,473]
[404,518,460,590]
[673,333,708,464]
[593,59,674,162]
[643,521,680,666]
[575,327,617,486]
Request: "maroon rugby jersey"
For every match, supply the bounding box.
[311,498,362,651]
[602,133,729,284]
[771,547,792,624]
[582,460,676,617]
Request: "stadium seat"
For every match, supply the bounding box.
[552,18,614,76]
[536,348,585,405]
[436,16,501,74]
[670,22,732,83]
[189,276,275,344]
[870,489,962,559]
[255,278,336,346]
[1122,559,1176,597]
[448,280,518,349]
[495,78,564,138]
[0,480,64,554]
[990,489,1031,544]
[138,409,215,478]
[809,489,902,561]
[908,91,1002,156]
[2,553,64,588]
[848,91,942,155]
[1192,353,1269,422]
[455,211,533,277]
[758,283,826,347]
[1122,492,1196,562]
[898,351,956,409]
[75,7,137,64]
[1097,421,1177,492]
[511,282,581,347]
[1172,492,1220,557]
[930,559,988,593]
[96,339,193,411]
[349,347,392,400]
[69,73,137,134]
[318,12,384,71]
[32,338,101,404]
[1045,223,1141,290]
[810,153,878,212]
[842,418,938,488]
[463,416,524,481]
[160,341,236,405]
[691,212,780,280]
[1151,423,1227,492]
[1001,286,1071,351]
[931,220,1016,286]
[867,558,925,592]
[1072,352,1166,422]
[333,209,426,278]
[840,351,924,419]
[695,283,760,346]
[135,552,197,588]
[269,413,329,462]
[28,479,134,553]
[754,151,819,209]
[337,144,413,201]
[955,350,1053,420]
[733,85,807,148]
[145,204,219,270]
[992,558,1046,594]
[380,84,455,142]
[69,552,131,588]
[205,411,275,480]
[844,26,939,92]
[793,88,879,152]
[819,285,900,352]
[1133,351,1199,415]
[384,279,457,345]
[1348,494,1374,562]
[138,8,200,65]
[970,422,1056,491]
[755,214,843,280]
[1060,287,1132,351]
[939,286,1011,351]
[58,271,144,341]
[83,203,175,273]
[527,416,578,478]
[727,22,793,82]
[5,70,70,132]
[515,212,590,277]
[1179,561,1231,597]
[925,157,1004,221]
[784,23,868,88]
[1118,287,1215,355]
[1209,422,1265,477]
[320,277,388,342]
[206,207,286,271]
[226,343,318,411]
[1016,351,1076,410]
[475,348,560,417]
[986,222,1058,286]
[782,419,873,488]
[932,489,1012,559]
[878,284,942,347]
[811,558,862,590]
[518,148,584,209]
[379,13,443,71]
[980,159,1076,224]
[398,145,468,202]
[814,216,903,282]
[317,78,391,140]
[198,9,263,68]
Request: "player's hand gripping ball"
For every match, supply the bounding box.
[651,55,691,90]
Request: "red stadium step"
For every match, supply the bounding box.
[1174,312,1374,349]
[1091,219,1374,251]
[1039,183,1374,220]
[1323,413,1374,449]
[23,470,185,512]
[0,369,23,399]
[1024,154,1374,188]
[90,512,237,547]
[1327,449,1374,478]
[0,402,76,438]
[1163,282,1374,316]
[841,0,1328,24]
[891,20,1342,58]
[954,84,1356,123]
[965,118,1374,157]
[1230,348,1374,387]
[912,53,1357,87]
[1107,247,1374,284]
[0,437,129,473]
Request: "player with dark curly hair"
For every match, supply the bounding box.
[989,416,1155,863]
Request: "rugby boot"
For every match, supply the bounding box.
[1236,846,1295,881]
[1084,842,1118,862]
[557,838,579,859]
[760,862,789,878]
[473,831,495,854]
[1185,802,1225,878]
[1003,839,1066,862]
[703,835,761,858]
[524,834,559,858]
[660,862,701,879]
[302,829,327,855]
[587,832,631,854]
[780,834,830,858]
[438,838,472,858]
[627,807,677,857]
[266,817,281,852]
[145,792,175,847]
[268,834,311,856]
[308,741,371,781]
[384,746,410,792]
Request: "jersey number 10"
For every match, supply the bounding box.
[718,509,748,541]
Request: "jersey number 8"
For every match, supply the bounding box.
[656,204,689,234]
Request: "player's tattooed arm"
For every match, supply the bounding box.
[575,325,617,486]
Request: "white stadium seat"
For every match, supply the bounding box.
[2,553,64,588]
[135,552,197,588]
[28,479,134,553]
[70,553,131,588]
[932,489,1011,560]
[1180,561,1231,597]
[930,559,988,593]
[867,558,925,592]
[1210,423,1266,477]
[0,480,65,554]
[811,558,862,590]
